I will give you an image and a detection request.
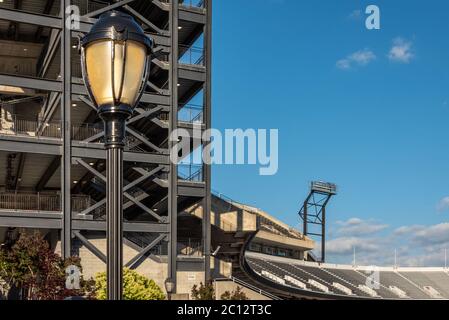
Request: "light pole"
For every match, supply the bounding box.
[80,11,153,300]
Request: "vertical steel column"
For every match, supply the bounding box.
[106,147,124,300]
[61,0,72,259]
[168,0,179,291]
[202,0,212,282]
[303,200,308,236]
[321,207,326,263]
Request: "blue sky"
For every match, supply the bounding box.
[210,0,449,266]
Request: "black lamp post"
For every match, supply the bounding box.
[80,11,153,300]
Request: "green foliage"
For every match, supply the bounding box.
[0,232,92,300]
[220,286,249,300]
[191,281,215,300]
[94,268,165,300]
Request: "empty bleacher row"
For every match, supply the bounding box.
[245,252,449,299]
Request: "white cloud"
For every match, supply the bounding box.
[327,218,449,267]
[393,225,425,236]
[388,38,414,63]
[437,196,449,213]
[337,49,376,70]
[327,237,381,255]
[399,246,448,267]
[413,223,449,246]
[336,218,388,236]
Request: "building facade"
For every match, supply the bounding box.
[0,0,211,295]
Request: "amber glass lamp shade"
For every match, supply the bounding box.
[85,39,147,107]
[80,11,153,110]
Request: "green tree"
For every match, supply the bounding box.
[220,286,249,300]
[94,268,165,300]
[191,281,215,300]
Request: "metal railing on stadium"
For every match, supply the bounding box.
[0,192,92,213]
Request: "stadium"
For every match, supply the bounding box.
[0,0,448,301]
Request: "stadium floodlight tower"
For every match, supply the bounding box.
[298,181,337,263]
[80,11,153,300]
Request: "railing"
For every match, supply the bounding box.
[0,193,91,213]
[0,115,62,139]
[179,45,205,66]
[72,122,103,141]
[212,189,260,216]
[178,240,203,257]
[178,164,203,182]
[0,116,104,141]
[179,0,205,8]
[161,0,205,8]
[178,104,203,124]
[72,195,93,213]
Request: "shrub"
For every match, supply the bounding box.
[221,286,249,300]
[94,268,165,300]
[191,281,215,300]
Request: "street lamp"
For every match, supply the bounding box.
[165,278,175,300]
[80,11,153,300]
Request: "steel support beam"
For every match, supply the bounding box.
[0,137,170,164]
[125,234,167,269]
[0,7,62,29]
[36,156,61,191]
[0,74,169,106]
[73,231,107,263]
[202,0,212,282]
[168,0,179,291]
[322,207,326,263]
[73,158,164,222]
[13,153,26,191]
[0,137,60,155]
[0,73,62,92]
[83,0,136,18]
[179,6,206,24]
[123,4,167,35]
[61,0,72,259]
[35,0,57,41]
[0,210,170,233]
[72,143,170,164]
[0,212,62,229]
[72,220,170,234]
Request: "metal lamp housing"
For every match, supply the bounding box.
[165,278,175,295]
[80,11,153,147]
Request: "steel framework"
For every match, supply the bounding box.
[0,0,212,292]
[298,181,337,263]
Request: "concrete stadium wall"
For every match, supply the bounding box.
[211,257,233,279]
[186,197,258,233]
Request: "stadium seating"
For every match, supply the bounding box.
[245,252,449,299]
